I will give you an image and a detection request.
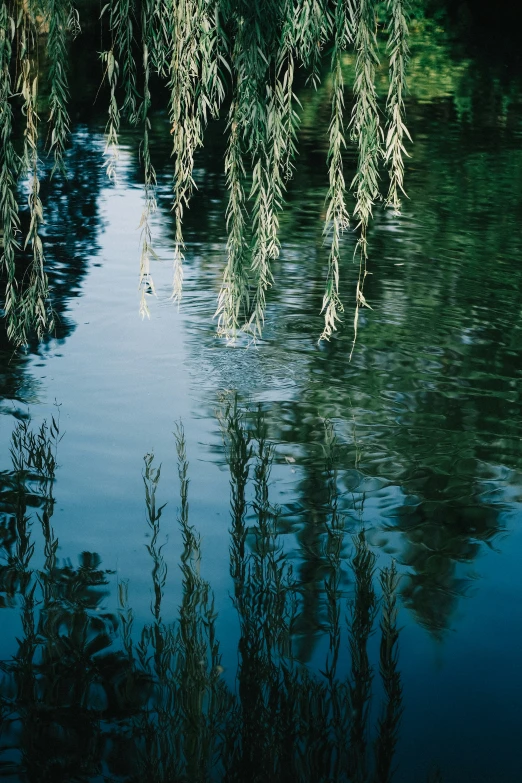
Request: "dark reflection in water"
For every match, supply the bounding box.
[0,10,521,783]
[226,397,510,642]
[0,129,104,413]
[0,410,412,783]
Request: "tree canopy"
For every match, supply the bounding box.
[0,0,410,347]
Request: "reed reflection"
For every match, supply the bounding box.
[0,408,430,782]
[0,416,123,780]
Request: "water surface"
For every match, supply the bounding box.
[1,19,522,783]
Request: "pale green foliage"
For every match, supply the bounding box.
[0,2,20,335]
[108,0,139,122]
[296,0,331,87]
[215,2,297,340]
[385,0,411,211]
[102,49,120,179]
[46,0,72,176]
[351,0,381,236]
[16,17,54,345]
[350,0,381,358]
[0,0,411,348]
[138,0,159,318]
[167,0,224,302]
[320,0,352,341]
[215,95,250,338]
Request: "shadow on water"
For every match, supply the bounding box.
[0,405,457,783]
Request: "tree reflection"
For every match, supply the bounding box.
[173,15,518,635]
[382,470,504,635]
[0,411,415,783]
[0,128,104,412]
[0,416,123,781]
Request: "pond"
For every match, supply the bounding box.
[1,15,522,783]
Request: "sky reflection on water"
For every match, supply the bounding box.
[1,16,522,783]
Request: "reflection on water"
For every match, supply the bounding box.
[1,9,522,783]
[0,128,104,413]
[1,411,408,783]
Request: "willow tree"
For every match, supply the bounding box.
[0,0,410,346]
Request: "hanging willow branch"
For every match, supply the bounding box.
[296,0,331,88]
[320,0,352,341]
[349,0,381,359]
[215,91,250,339]
[0,0,411,350]
[0,2,21,338]
[109,0,139,123]
[46,0,72,175]
[169,0,224,303]
[16,17,54,346]
[244,12,300,341]
[137,0,158,319]
[385,0,411,211]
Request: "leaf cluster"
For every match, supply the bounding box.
[0,0,411,347]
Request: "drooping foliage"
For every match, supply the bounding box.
[0,0,410,346]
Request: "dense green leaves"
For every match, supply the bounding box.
[0,0,411,346]
[0,3,20,339]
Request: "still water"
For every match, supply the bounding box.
[1,20,522,783]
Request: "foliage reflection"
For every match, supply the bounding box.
[0,408,415,782]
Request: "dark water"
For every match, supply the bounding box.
[1,19,522,783]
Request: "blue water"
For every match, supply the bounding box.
[1,27,522,783]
